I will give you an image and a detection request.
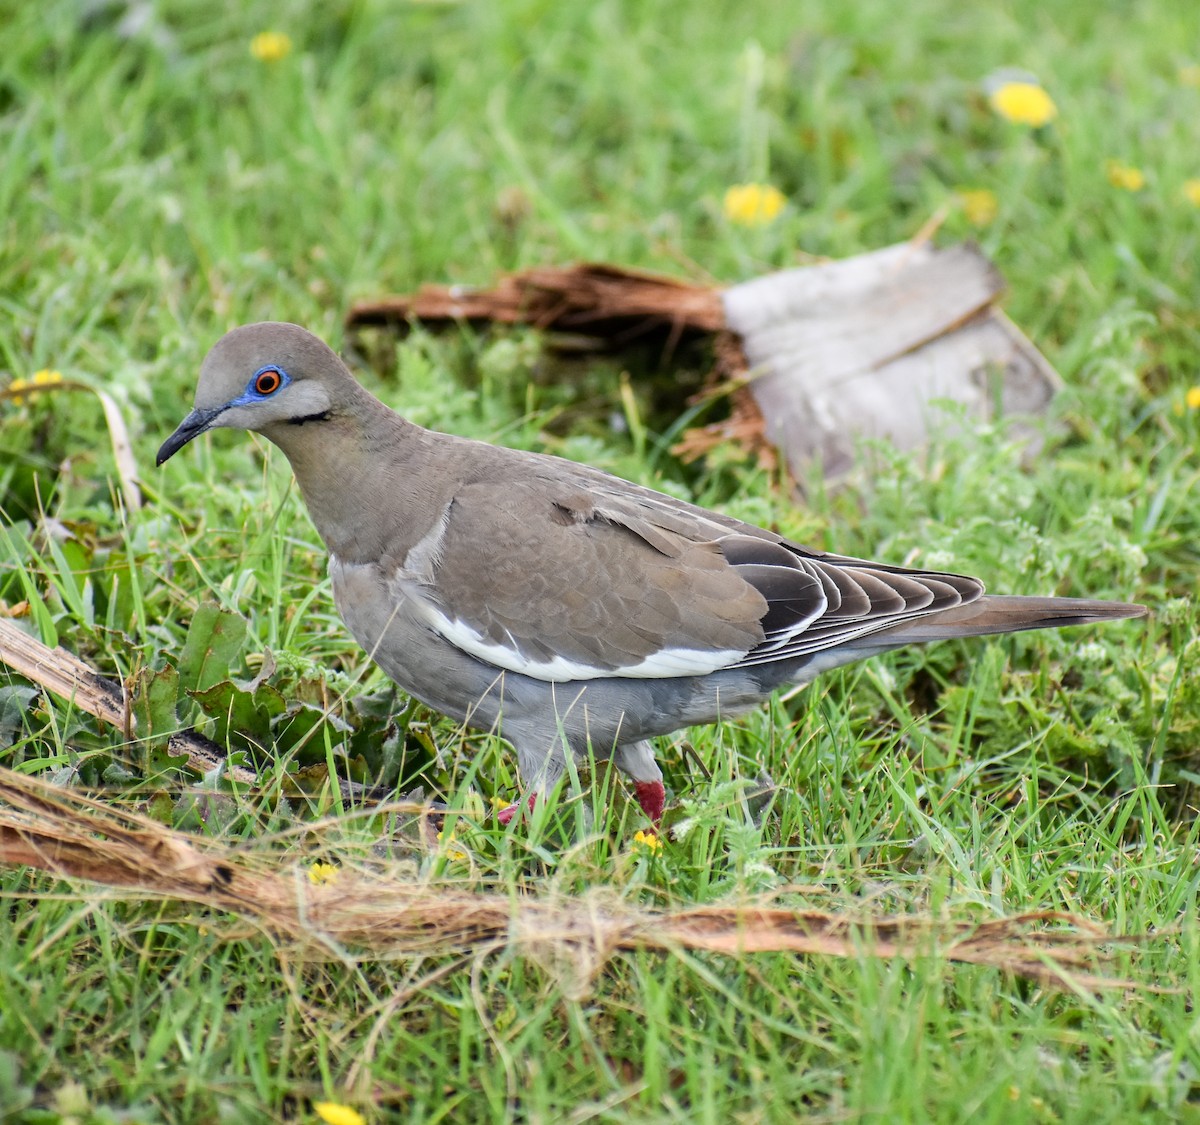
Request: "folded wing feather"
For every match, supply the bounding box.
[411,473,986,683]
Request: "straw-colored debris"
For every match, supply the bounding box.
[0,767,1148,992]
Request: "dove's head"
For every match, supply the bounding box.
[157,322,357,465]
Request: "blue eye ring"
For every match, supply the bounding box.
[251,365,287,396]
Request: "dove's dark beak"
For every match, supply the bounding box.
[156,405,225,466]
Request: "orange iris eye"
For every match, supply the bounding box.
[255,369,282,395]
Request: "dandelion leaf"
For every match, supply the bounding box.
[178,603,247,692]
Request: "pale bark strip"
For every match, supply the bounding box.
[0,617,256,784]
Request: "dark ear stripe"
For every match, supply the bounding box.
[286,411,331,426]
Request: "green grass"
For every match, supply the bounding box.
[2,0,1200,1120]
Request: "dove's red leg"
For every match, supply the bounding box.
[496,793,537,826]
[633,780,666,824]
[614,741,665,824]
[498,741,666,825]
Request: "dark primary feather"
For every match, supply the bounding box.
[718,542,986,670]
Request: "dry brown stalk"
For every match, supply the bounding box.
[0,766,1148,992]
[345,262,726,344]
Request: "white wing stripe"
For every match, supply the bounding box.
[429,610,746,682]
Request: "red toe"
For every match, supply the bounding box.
[497,792,538,825]
[633,780,666,823]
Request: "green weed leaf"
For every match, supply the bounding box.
[190,677,287,756]
[178,603,248,692]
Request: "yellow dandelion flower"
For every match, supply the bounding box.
[308,861,339,886]
[632,829,663,853]
[1106,160,1145,192]
[1179,64,1200,88]
[989,81,1057,127]
[436,831,467,861]
[1186,386,1200,410]
[723,183,786,226]
[314,1103,365,1125]
[250,31,293,63]
[958,188,998,226]
[1183,179,1200,207]
[7,369,63,406]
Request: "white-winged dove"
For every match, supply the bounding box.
[158,323,1146,823]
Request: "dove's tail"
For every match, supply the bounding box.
[878,595,1146,645]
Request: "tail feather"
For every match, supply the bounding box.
[882,595,1147,644]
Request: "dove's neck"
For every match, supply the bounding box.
[263,388,454,565]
